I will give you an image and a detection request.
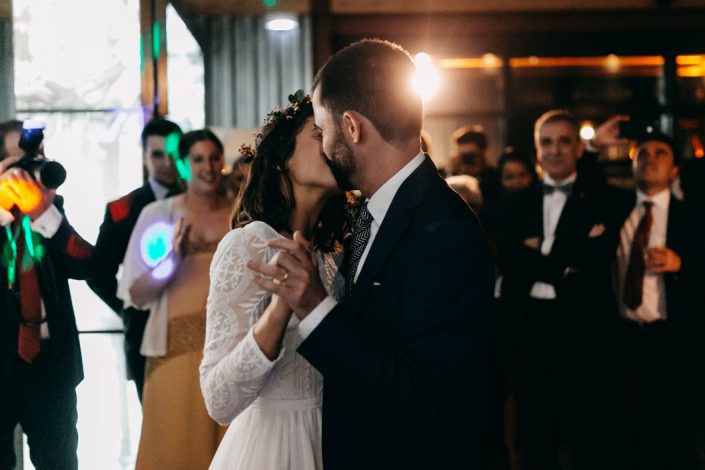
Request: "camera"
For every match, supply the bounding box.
[12,119,66,189]
[618,119,659,141]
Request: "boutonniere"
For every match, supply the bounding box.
[343,191,364,241]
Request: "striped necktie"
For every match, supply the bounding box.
[345,203,373,298]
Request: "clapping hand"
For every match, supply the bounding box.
[173,217,192,258]
[247,231,328,319]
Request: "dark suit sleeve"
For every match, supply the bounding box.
[86,205,125,314]
[497,194,566,285]
[41,203,96,281]
[299,217,493,409]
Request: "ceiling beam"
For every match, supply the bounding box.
[171,0,310,16]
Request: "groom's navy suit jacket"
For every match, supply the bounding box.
[299,156,494,470]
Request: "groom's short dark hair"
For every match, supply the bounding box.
[312,38,423,145]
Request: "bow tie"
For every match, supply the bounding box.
[542,182,574,195]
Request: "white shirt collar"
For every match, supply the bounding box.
[543,171,577,188]
[366,152,425,225]
[148,178,170,200]
[636,188,670,211]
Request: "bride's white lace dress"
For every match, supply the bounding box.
[200,221,341,470]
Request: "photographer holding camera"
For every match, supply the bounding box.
[0,120,95,470]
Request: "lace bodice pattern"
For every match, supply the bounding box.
[200,221,342,425]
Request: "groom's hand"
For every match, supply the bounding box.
[248,231,327,319]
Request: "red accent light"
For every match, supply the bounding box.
[108,198,131,222]
[67,234,94,259]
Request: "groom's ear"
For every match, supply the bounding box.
[341,111,363,144]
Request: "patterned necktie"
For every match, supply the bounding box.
[16,220,42,363]
[623,201,654,310]
[345,203,373,298]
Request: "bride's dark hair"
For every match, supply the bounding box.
[231,92,347,252]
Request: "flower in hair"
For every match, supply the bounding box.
[238,143,255,161]
[255,89,312,146]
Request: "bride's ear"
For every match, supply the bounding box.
[341,111,363,144]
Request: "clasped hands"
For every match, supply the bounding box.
[0,156,55,222]
[247,231,328,320]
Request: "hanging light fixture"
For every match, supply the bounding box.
[264,13,299,31]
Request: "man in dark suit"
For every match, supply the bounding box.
[87,118,182,400]
[249,39,494,469]
[610,132,704,470]
[0,156,96,469]
[496,109,622,470]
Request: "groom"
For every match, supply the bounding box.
[249,39,494,469]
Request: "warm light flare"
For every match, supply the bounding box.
[580,122,595,141]
[413,52,440,102]
[0,178,42,213]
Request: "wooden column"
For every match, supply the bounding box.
[311,0,333,75]
[140,0,169,123]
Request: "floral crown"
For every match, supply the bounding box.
[254,89,312,147]
[234,143,254,164]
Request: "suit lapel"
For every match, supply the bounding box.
[666,194,684,252]
[347,156,437,312]
[139,182,157,206]
[526,185,544,240]
[554,177,589,242]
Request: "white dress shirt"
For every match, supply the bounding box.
[616,189,669,323]
[1,205,65,339]
[298,152,426,339]
[530,172,577,299]
[149,177,171,201]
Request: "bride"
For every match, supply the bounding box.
[199,91,347,469]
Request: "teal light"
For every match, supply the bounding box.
[165,131,180,156]
[263,0,279,8]
[21,216,35,259]
[3,226,16,288]
[139,36,144,72]
[152,22,161,61]
[140,222,174,267]
[175,157,191,182]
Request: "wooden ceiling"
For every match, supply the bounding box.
[171,0,705,16]
[2,0,702,18]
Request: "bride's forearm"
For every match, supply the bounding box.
[253,296,292,360]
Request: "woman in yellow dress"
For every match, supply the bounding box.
[118,129,231,469]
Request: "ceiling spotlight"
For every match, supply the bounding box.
[264,13,298,31]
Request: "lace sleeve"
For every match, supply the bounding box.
[199,223,282,425]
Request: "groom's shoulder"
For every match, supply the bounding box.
[421,174,478,217]
[413,177,484,237]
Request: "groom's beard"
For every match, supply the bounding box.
[326,126,356,191]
